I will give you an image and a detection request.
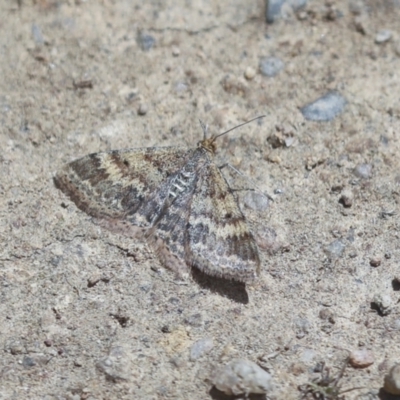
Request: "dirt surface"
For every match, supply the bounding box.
[1,1,400,399]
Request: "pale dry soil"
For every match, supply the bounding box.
[1,1,400,399]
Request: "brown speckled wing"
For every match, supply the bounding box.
[187,161,260,282]
[54,147,194,236]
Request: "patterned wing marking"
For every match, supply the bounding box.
[54,146,193,221]
[187,161,260,282]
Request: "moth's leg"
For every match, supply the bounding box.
[218,163,274,201]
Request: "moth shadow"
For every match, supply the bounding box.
[209,386,266,400]
[191,268,249,304]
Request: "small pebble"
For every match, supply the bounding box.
[137,32,156,51]
[96,346,132,381]
[213,359,273,396]
[353,163,372,179]
[74,358,84,367]
[267,153,281,164]
[32,24,44,44]
[349,349,374,368]
[22,356,36,368]
[295,317,311,339]
[300,91,346,122]
[369,257,381,267]
[138,103,148,116]
[184,313,203,327]
[259,56,284,77]
[267,130,293,148]
[244,192,269,212]
[354,16,368,35]
[189,338,214,361]
[172,46,180,57]
[339,188,353,208]
[384,364,400,395]
[244,66,256,80]
[391,319,400,330]
[9,343,25,355]
[375,29,392,44]
[266,0,308,23]
[372,293,392,316]
[319,308,335,324]
[349,0,365,16]
[175,82,188,93]
[266,0,287,23]
[324,239,345,259]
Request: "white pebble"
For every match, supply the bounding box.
[213,359,273,396]
[375,29,392,44]
[244,66,256,80]
[138,103,148,116]
[172,46,180,57]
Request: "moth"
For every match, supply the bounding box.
[54,118,264,282]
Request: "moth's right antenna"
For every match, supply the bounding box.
[213,115,266,141]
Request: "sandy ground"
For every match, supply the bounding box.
[1,1,400,399]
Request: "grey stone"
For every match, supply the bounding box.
[324,239,345,258]
[189,338,214,361]
[266,0,307,23]
[353,163,372,179]
[23,356,36,368]
[96,345,133,381]
[371,293,392,316]
[138,32,156,51]
[259,56,284,77]
[32,24,44,45]
[300,92,346,121]
[214,359,273,396]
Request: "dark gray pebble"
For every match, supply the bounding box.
[23,356,36,368]
[301,92,346,121]
[138,32,156,51]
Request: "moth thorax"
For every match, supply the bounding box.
[168,170,193,199]
[198,138,216,154]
